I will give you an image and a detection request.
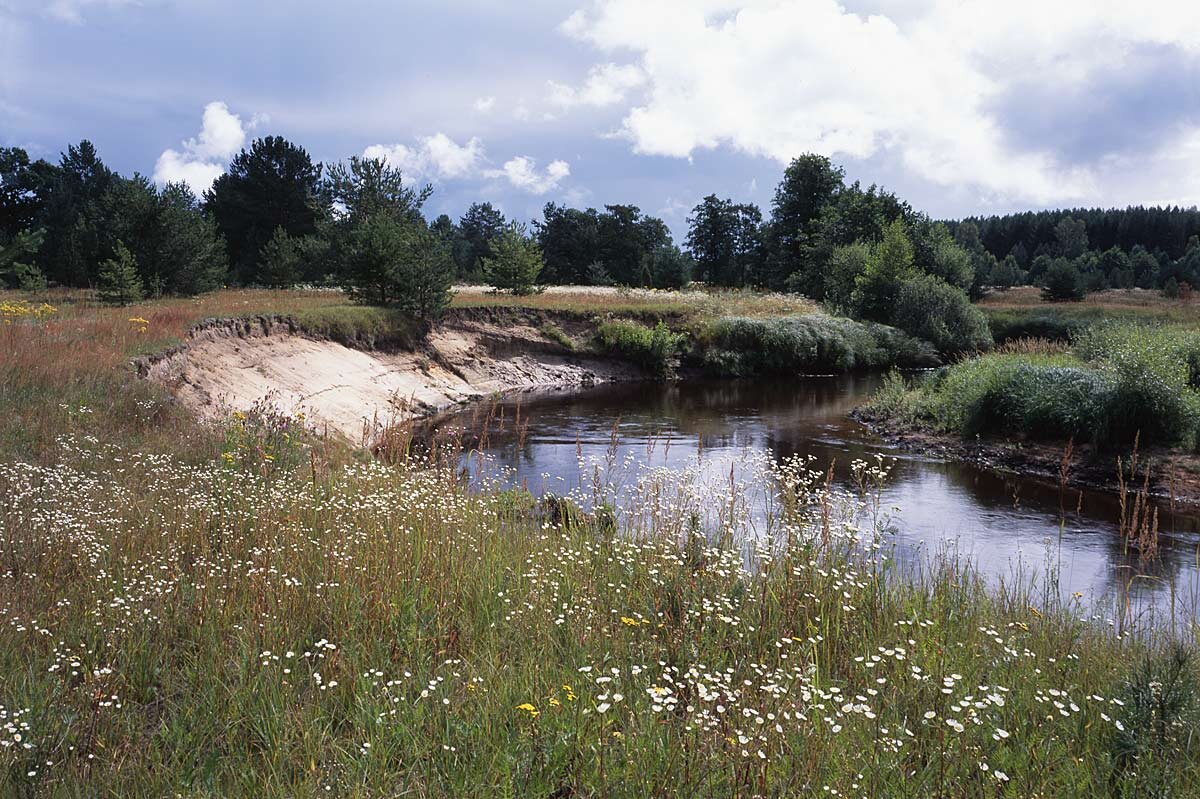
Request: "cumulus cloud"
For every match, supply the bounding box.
[548,62,645,108]
[473,96,496,113]
[560,0,1200,206]
[152,101,246,195]
[485,156,571,194]
[363,133,485,180]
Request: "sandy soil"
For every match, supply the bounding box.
[139,313,639,442]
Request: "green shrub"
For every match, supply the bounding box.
[892,273,992,355]
[984,310,1089,344]
[1041,260,1086,302]
[593,319,686,375]
[1075,324,1200,449]
[698,315,937,377]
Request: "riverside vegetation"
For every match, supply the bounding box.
[3,288,1200,797]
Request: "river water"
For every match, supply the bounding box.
[425,375,1200,632]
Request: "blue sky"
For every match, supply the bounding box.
[3,0,1200,239]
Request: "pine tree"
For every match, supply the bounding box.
[481,224,544,295]
[96,240,144,306]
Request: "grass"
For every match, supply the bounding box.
[592,320,687,376]
[981,287,1200,343]
[695,315,939,376]
[2,288,1198,796]
[866,322,1200,452]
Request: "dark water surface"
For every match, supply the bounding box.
[427,375,1200,630]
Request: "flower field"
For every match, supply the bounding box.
[0,291,1197,797]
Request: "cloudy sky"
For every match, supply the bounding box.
[3,0,1200,236]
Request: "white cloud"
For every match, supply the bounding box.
[40,0,139,24]
[485,156,571,194]
[473,96,496,113]
[560,0,1200,206]
[152,101,246,195]
[548,62,645,108]
[363,133,485,180]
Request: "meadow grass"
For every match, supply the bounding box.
[981,287,1200,343]
[1,289,1198,797]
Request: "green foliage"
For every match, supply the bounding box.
[482,223,544,295]
[698,315,937,376]
[205,136,324,285]
[821,242,870,313]
[256,227,305,288]
[850,219,915,322]
[457,202,507,279]
[640,244,693,290]
[538,321,575,351]
[341,214,452,318]
[96,240,144,306]
[0,228,47,291]
[1075,324,1200,449]
[892,273,992,355]
[1041,259,1086,302]
[685,194,763,287]
[1109,645,1200,796]
[593,319,685,375]
[892,323,1200,450]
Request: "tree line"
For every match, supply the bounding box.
[3,135,1195,323]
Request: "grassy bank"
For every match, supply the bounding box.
[864,323,1200,454]
[3,289,1199,796]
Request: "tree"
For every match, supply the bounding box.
[458,202,506,279]
[101,177,226,296]
[641,244,693,290]
[765,154,845,290]
[96,240,144,306]
[257,227,304,288]
[822,242,870,312]
[1041,259,1085,302]
[37,141,115,286]
[534,203,601,284]
[1163,276,1181,299]
[685,195,763,287]
[0,228,47,292]
[850,219,915,322]
[596,205,672,286]
[341,214,451,318]
[324,156,429,225]
[1053,217,1089,258]
[990,255,1024,290]
[482,223,544,295]
[205,136,324,284]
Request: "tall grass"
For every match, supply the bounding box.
[874,322,1200,451]
[2,435,1197,796]
[697,315,938,377]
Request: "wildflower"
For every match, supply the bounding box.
[516,703,539,719]
[619,616,640,626]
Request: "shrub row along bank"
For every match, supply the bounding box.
[865,323,1200,451]
[588,314,941,378]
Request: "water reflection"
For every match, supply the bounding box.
[425,376,1200,629]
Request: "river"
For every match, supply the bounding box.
[424,374,1200,632]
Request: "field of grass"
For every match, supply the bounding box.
[980,287,1200,342]
[2,288,1199,796]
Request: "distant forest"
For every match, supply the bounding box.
[3,136,1199,311]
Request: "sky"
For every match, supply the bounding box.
[3,0,1200,238]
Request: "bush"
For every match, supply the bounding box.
[892,273,992,355]
[1075,324,1200,449]
[698,315,937,377]
[593,320,686,375]
[97,240,144,306]
[984,310,1089,344]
